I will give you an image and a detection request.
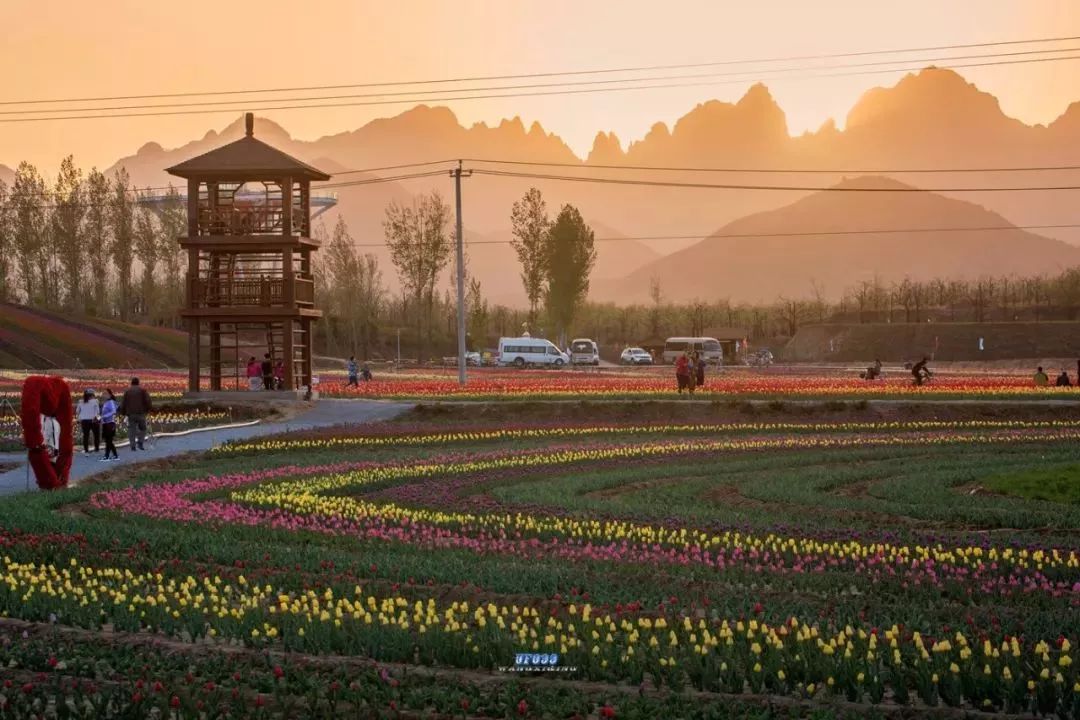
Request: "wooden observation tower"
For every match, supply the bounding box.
[166,113,330,393]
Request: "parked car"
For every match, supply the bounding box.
[620,347,654,365]
[661,337,724,365]
[465,351,482,366]
[745,349,774,367]
[497,336,569,368]
[569,338,600,365]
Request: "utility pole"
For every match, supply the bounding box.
[451,160,472,386]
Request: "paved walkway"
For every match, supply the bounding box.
[0,400,412,496]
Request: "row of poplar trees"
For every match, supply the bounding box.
[0,158,186,324]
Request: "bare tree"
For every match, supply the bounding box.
[776,296,806,337]
[648,276,663,338]
[133,197,159,320]
[108,168,135,321]
[157,184,187,325]
[509,187,550,325]
[0,180,11,303]
[10,161,48,304]
[51,156,85,311]
[384,191,451,362]
[83,169,111,316]
[808,279,828,323]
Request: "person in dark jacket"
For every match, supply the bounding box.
[911,357,929,386]
[119,377,152,451]
[1056,369,1071,387]
[261,353,274,390]
[694,350,706,389]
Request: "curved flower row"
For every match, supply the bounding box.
[93,430,1080,591]
[214,418,1080,455]
[0,409,230,443]
[0,556,1076,715]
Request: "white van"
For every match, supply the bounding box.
[662,337,724,365]
[569,338,600,366]
[498,337,569,368]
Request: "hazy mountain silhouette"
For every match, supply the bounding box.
[96,66,1080,306]
[0,164,13,186]
[601,176,1080,304]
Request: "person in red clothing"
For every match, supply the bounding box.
[245,357,260,391]
[675,352,691,394]
[273,360,285,390]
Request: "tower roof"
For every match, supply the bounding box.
[166,113,330,181]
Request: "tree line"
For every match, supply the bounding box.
[5,160,1080,360]
[316,186,597,361]
[0,158,185,324]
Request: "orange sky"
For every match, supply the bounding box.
[2,0,1079,173]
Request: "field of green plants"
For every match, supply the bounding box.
[1,406,1078,719]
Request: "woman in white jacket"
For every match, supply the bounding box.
[75,389,101,455]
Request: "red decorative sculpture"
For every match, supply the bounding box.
[20,375,74,490]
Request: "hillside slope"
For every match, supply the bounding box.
[605,176,1080,304]
[786,322,1080,362]
[0,304,187,369]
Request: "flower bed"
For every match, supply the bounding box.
[1,417,1079,717]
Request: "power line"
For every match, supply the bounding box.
[341,223,1080,249]
[464,159,1080,175]
[318,169,455,190]
[470,168,1080,192]
[5,53,1080,124]
[5,34,1078,107]
[13,162,456,199]
[7,45,1079,117]
[9,170,441,208]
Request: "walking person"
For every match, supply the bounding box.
[675,352,691,395]
[119,377,152,452]
[75,389,101,455]
[694,350,706,390]
[347,356,359,387]
[911,357,929,386]
[246,356,261,391]
[100,389,119,461]
[261,353,274,390]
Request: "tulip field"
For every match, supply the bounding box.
[1,406,1079,718]
[4,365,1079,404]
[318,367,1078,400]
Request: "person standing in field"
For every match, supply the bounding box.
[361,363,372,382]
[347,356,359,387]
[119,378,151,452]
[1034,366,1049,387]
[694,350,706,389]
[1055,368,1071,387]
[911,357,929,386]
[75,389,101,455]
[675,352,691,394]
[261,353,274,390]
[100,389,119,461]
[273,360,285,390]
[245,356,261,391]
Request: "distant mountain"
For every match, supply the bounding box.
[602,176,1080,304]
[84,66,1080,306]
[0,164,13,186]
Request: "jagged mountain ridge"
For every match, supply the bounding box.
[84,66,1080,305]
[602,176,1080,304]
